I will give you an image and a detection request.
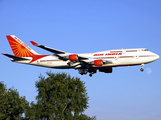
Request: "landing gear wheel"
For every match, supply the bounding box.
[89,74,92,77]
[140,68,144,72]
[140,64,144,72]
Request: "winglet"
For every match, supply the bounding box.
[30,41,39,46]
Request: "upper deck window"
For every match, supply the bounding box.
[110,51,122,53]
[126,50,137,52]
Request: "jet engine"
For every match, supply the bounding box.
[69,54,78,61]
[64,54,78,61]
[94,60,103,66]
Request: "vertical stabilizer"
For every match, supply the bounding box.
[6,35,38,57]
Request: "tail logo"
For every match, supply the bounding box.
[7,36,35,57]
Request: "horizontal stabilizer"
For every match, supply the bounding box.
[2,53,30,60]
[30,41,66,54]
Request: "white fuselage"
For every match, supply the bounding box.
[4,35,159,76]
[12,48,159,69]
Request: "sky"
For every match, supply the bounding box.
[0,0,161,120]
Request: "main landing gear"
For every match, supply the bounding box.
[89,74,92,77]
[78,68,96,77]
[89,72,94,77]
[140,64,144,72]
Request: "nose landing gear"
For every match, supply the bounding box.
[140,64,144,72]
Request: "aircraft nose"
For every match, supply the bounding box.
[156,54,160,59]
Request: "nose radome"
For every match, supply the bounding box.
[156,54,160,59]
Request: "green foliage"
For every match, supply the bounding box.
[0,73,96,120]
[32,72,89,120]
[77,114,97,120]
[0,82,28,120]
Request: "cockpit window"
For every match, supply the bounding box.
[144,49,149,51]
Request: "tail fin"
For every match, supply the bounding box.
[6,35,38,57]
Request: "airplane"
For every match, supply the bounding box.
[2,35,159,77]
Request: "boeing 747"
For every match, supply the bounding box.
[2,35,159,77]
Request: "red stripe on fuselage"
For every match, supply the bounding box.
[30,55,48,63]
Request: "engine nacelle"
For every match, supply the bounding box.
[99,67,112,73]
[69,54,78,61]
[94,60,103,66]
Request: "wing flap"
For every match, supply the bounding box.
[77,55,89,60]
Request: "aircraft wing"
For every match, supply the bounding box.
[82,58,112,64]
[30,41,89,60]
[30,41,112,65]
[30,41,66,54]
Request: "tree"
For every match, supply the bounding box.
[32,72,89,120]
[0,82,28,120]
[0,73,96,120]
[77,114,97,120]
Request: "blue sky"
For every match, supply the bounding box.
[1,0,161,120]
